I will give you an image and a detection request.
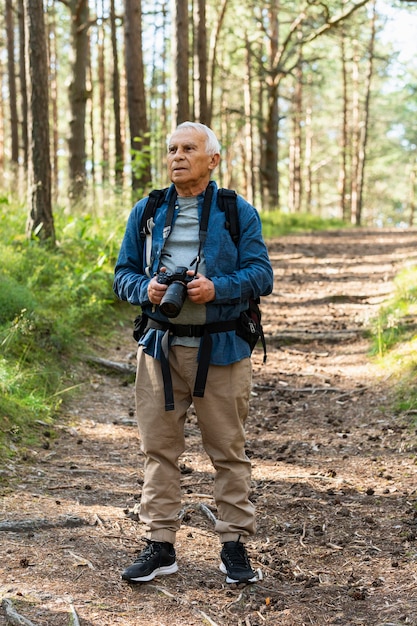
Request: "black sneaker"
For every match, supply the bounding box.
[122,539,178,583]
[220,539,258,584]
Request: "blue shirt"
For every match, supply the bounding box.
[113,181,274,365]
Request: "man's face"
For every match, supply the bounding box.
[167,127,219,196]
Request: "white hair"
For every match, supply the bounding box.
[168,122,221,156]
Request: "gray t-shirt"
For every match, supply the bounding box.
[160,196,207,346]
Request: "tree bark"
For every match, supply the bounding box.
[193,0,208,124]
[25,0,55,243]
[66,0,89,203]
[355,0,376,225]
[110,0,124,186]
[262,0,280,211]
[171,0,190,126]
[47,0,59,203]
[98,3,109,185]
[338,24,349,221]
[6,0,19,165]
[289,43,303,213]
[125,0,151,191]
[18,0,29,169]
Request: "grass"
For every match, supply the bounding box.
[0,194,132,462]
[368,264,417,416]
[260,210,347,238]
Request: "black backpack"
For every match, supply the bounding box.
[138,186,267,362]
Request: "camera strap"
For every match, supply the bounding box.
[189,180,213,276]
[149,182,222,410]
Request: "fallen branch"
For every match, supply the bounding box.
[67,550,95,569]
[199,503,217,526]
[268,329,362,345]
[68,603,80,626]
[0,515,89,533]
[198,611,220,626]
[83,355,135,374]
[275,386,344,394]
[1,598,37,626]
[178,502,217,525]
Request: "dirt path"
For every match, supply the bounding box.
[2,228,417,626]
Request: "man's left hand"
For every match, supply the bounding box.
[186,272,215,304]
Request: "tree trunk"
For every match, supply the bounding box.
[261,0,280,211]
[408,164,416,227]
[18,0,28,169]
[67,0,89,203]
[350,40,360,225]
[207,0,227,127]
[6,0,19,165]
[0,68,4,187]
[171,0,190,126]
[110,0,124,186]
[338,24,349,221]
[289,46,303,213]
[124,0,151,192]
[304,79,312,213]
[149,2,168,186]
[47,0,59,203]
[98,0,109,185]
[243,34,254,205]
[193,0,208,124]
[88,37,96,192]
[25,0,55,243]
[355,0,376,225]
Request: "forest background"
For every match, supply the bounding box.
[2,0,417,232]
[1,0,417,458]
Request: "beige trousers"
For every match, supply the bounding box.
[135,345,255,545]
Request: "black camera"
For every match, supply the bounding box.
[157,266,192,318]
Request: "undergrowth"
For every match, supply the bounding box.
[261,210,347,238]
[369,264,417,417]
[0,194,131,462]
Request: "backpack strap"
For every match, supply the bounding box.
[140,187,170,278]
[217,188,239,245]
[140,188,168,239]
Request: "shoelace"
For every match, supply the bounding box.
[134,540,161,563]
[224,543,250,568]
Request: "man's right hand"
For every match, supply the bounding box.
[148,269,168,305]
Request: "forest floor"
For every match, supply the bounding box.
[1,228,417,626]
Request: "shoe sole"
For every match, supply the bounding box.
[123,561,178,583]
[219,562,260,584]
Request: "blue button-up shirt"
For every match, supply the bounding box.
[113,182,274,365]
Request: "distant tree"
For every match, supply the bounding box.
[25,0,55,243]
[65,0,90,203]
[207,0,227,127]
[18,0,28,168]
[255,0,371,210]
[110,0,124,186]
[171,0,190,125]
[338,22,350,221]
[193,0,208,123]
[350,0,376,225]
[125,0,151,191]
[288,38,303,213]
[47,0,59,202]
[6,0,19,165]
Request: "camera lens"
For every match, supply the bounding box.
[159,282,188,317]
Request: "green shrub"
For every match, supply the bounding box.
[260,210,348,238]
[0,198,128,461]
[0,275,37,325]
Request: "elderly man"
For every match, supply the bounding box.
[113,121,273,584]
